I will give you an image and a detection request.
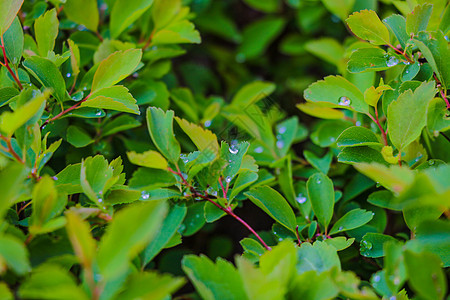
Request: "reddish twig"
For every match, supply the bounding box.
[41,93,91,128]
[387,43,414,64]
[0,135,24,163]
[367,112,388,146]
[168,165,272,251]
[0,35,23,90]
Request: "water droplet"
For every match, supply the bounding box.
[77,25,87,31]
[393,277,400,285]
[330,137,336,142]
[278,238,283,242]
[429,160,435,165]
[386,56,399,67]
[183,192,189,197]
[316,178,322,184]
[141,191,149,200]
[66,73,71,78]
[132,72,139,78]
[225,176,232,183]
[278,126,286,134]
[204,120,211,127]
[338,96,351,106]
[83,87,87,91]
[405,70,409,74]
[276,140,284,149]
[98,198,103,203]
[296,194,307,204]
[178,224,186,233]
[254,146,263,153]
[338,226,344,231]
[229,145,239,154]
[373,275,381,282]
[362,240,373,250]
[95,109,102,116]
[52,176,58,181]
[445,35,449,41]
[355,121,361,126]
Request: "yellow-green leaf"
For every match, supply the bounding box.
[127,150,168,170]
[346,10,390,45]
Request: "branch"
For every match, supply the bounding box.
[1,35,23,90]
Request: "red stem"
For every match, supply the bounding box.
[168,166,272,251]
[41,93,91,128]
[433,74,450,109]
[387,43,414,64]
[1,36,23,90]
[367,112,388,146]
[0,135,24,163]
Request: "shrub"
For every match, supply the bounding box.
[0,0,448,299]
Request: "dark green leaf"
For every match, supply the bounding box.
[360,233,397,258]
[329,209,374,235]
[3,17,23,65]
[307,173,334,231]
[245,186,297,232]
[296,241,341,274]
[383,14,409,49]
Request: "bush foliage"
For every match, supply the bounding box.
[0,0,449,299]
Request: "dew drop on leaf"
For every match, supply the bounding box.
[141,191,149,200]
[225,176,232,183]
[373,274,381,282]
[204,120,211,127]
[338,226,344,231]
[98,198,103,203]
[254,146,263,153]
[338,96,351,106]
[278,126,286,134]
[386,56,399,67]
[296,194,307,204]
[276,140,284,149]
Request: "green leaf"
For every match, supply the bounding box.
[23,57,66,103]
[65,211,96,269]
[117,272,185,300]
[348,48,400,73]
[175,117,219,155]
[297,103,345,120]
[338,146,388,165]
[142,204,186,265]
[346,10,390,45]
[34,8,58,56]
[404,251,447,300]
[230,81,276,107]
[127,150,168,169]
[182,255,249,300]
[152,20,201,45]
[367,190,402,211]
[296,241,341,274]
[303,150,332,174]
[242,0,280,13]
[305,38,345,67]
[387,81,436,150]
[101,115,141,137]
[0,90,48,136]
[229,171,258,201]
[383,14,409,49]
[321,0,355,21]
[110,0,154,38]
[82,86,140,114]
[337,126,381,147]
[413,31,450,89]
[401,61,420,82]
[408,220,450,267]
[323,236,355,251]
[146,107,181,164]
[3,17,23,66]
[237,17,286,60]
[151,0,181,30]
[91,49,142,92]
[406,4,432,36]
[307,173,334,231]
[18,264,89,300]
[427,97,450,135]
[354,163,414,194]
[66,125,93,148]
[0,163,26,218]
[290,269,339,300]
[360,233,397,258]
[0,234,31,275]
[64,0,99,32]
[221,141,250,180]
[0,0,23,35]
[329,209,374,235]
[0,283,13,300]
[30,176,67,235]
[245,186,296,232]
[304,75,369,114]
[97,201,168,279]
[79,155,115,205]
